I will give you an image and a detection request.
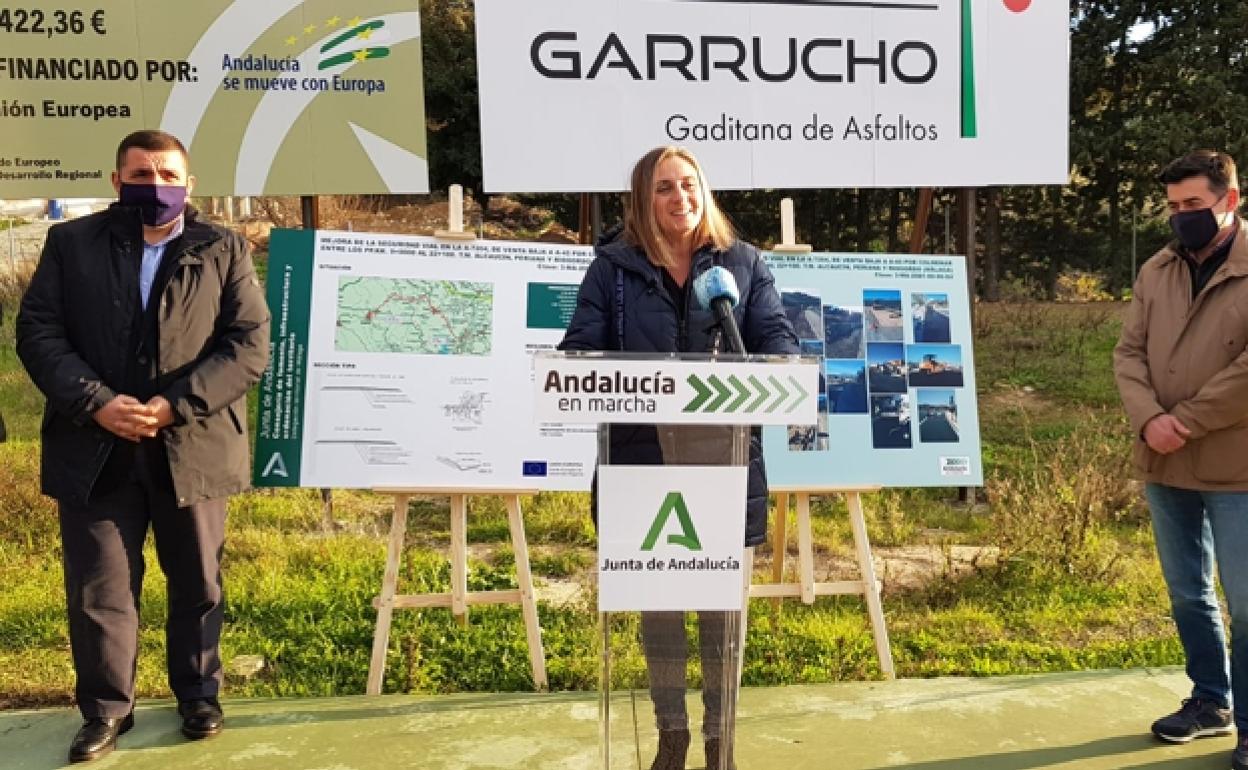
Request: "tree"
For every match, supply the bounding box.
[421,0,482,194]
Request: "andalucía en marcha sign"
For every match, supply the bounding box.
[476,0,1068,191]
[0,1,428,196]
[534,354,820,426]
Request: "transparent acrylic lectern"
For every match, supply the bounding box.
[596,416,743,768]
[535,351,817,770]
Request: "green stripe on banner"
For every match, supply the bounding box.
[252,228,315,487]
[319,47,391,71]
[320,21,385,54]
[961,0,978,138]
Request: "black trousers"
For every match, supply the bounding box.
[57,441,227,718]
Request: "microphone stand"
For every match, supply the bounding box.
[711,298,747,355]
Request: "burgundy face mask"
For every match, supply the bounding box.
[119,182,187,226]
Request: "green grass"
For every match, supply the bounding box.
[0,300,1189,706]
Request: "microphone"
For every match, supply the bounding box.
[693,266,746,354]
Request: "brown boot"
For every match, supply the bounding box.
[704,737,737,770]
[650,728,690,770]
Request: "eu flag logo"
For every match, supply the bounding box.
[522,461,548,477]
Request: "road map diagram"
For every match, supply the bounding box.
[335,277,494,355]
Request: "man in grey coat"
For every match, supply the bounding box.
[17,130,269,762]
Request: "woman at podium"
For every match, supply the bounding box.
[560,146,799,770]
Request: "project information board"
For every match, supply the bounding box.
[254,236,982,490]
[476,0,1068,191]
[764,252,983,487]
[0,1,428,196]
[254,230,595,490]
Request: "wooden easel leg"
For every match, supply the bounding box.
[847,492,895,679]
[770,493,790,614]
[796,493,816,605]
[450,493,469,627]
[506,494,549,691]
[367,494,410,695]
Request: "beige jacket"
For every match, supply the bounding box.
[1114,218,1248,490]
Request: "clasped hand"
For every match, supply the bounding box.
[93,395,174,443]
[1143,414,1191,455]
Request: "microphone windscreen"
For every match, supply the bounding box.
[693,266,741,309]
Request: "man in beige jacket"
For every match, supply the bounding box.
[1115,149,1248,769]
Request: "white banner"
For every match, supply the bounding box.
[535,355,819,425]
[598,465,747,611]
[475,0,1068,191]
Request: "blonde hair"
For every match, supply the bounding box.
[623,146,735,269]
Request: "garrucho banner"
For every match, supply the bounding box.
[475,0,1067,191]
[0,1,428,196]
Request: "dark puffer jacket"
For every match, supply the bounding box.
[559,228,799,546]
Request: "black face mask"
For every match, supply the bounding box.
[1169,199,1226,252]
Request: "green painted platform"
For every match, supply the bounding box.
[2,668,1238,769]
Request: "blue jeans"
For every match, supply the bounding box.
[1147,483,1248,729]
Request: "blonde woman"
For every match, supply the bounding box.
[561,146,798,769]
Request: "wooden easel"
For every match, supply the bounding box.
[365,192,549,693]
[365,487,548,694]
[749,486,895,679]
[754,202,894,677]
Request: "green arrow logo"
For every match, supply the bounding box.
[704,375,732,412]
[684,371,809,414]
[766,375,789,413]
[684,375,713,412]
[746,375,769,412]
[641,492,703,551]
[786,375,809,414]
[725,375,751,412]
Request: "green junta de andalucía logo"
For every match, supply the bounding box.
[641,492,703,551]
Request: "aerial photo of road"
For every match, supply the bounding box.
[907,344,965,387]
[823,304,864,357]
[782,290,824,340]
[911,293,951,343]
[864,289,903,342]
[918,389,959,442]
[871,394,911,449]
